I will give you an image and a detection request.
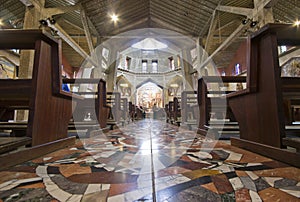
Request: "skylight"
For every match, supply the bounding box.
[131,38,167,50]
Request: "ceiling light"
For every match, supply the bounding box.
[39,19,48,26]
[111,14,118,22]
[294,20,300,26]
[0,19,3,26]
[242,18,248,25]
[250,21,258,28]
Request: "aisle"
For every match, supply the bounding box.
[0,119,299,201]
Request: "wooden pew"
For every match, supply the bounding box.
[165,103,169,123]
[226,23,300,167]
[63,78,110,133]
[167,101,174,123]
[167,97,181,126]
[197,76,246,138]
[120,98,129,124]
[107,92,121,123]
[181,91,198,130]
[0,29,79,168]
[129,101,135,122]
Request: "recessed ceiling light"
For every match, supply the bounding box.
[111,14,118,22]
[294,20,300,26]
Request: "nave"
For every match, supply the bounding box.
[1,119,299,201]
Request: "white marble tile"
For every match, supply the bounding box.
[226,151,243,161]
[53,158,77,164]
[229,177,244,190]
[101,184,110,191]
[0,181,19,191]
[85,184,101,194]
[48,186,72,202]
[104,166,115,171]
[124,189,146,201]
[43,157,53,161]
[36,166,48,178]
[246,163,262,166]
[263,177,283,187]
[107,194,125,202]
[66,194,82,202]
[43,177,56,186]
[45,183,60,193]
[187,151,213,159]
[249,190,262,202]
[0,179,17,190]
[214,164,234,173]
[280,188,300,198]
[94,163,106,168]
[246,171,259,180]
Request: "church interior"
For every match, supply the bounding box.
[0,0,300,201]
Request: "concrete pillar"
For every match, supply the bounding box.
[181,49,194,90]
[106,48,119,92]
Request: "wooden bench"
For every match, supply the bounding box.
[63,78,109,131]
[0,29,80,168]
[181,91,199,130]
[172,97,181,126]
[197,76,246,138]
[107,92,121,123]
[120,98,129,124]
[227,23,300,167]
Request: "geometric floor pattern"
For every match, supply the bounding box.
[0,119,300,201]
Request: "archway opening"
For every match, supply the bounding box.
[136,82,163,114]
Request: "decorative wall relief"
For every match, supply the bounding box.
[281,57,300,77]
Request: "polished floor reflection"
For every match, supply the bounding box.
[0,119,300,201]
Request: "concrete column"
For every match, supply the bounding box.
[181,49,194,90]
[106,48,119,92]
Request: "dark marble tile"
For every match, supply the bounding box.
[170,159,211,170]
[240,176,256,192]
[134,194,153,202]
[47,166,60,175]
[235,164,271,171]
[253,178,271,192]
[274,178,298,188]
[155,176,212,201]
[51,175,88,194]
[166,185,222,202]
[210,150,230,160]
[224,171,238,180]
[0,188,54,202]
[220,192,235,202]
[211,174,234,194]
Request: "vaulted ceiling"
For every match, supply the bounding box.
[0,0,299,69]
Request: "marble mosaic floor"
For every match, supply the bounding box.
[0,119,300,202]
